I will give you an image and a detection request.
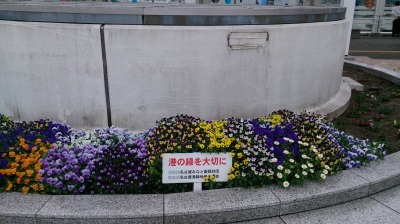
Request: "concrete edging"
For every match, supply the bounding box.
[344,60,400,84]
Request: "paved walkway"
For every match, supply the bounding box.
[239,185,400,224]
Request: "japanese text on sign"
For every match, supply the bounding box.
[162,153,232,184]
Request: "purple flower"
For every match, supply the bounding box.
[68,185,75,191]
[78,176,84,183]
[56,182,63,189]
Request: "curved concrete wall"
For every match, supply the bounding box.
[0,20,349,130]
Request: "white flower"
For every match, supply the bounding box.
[307,163,313,168]
[274,141,280,146]
[270,158,278,163]
[324,165,330,169]
[277,165,284,170]
[283,137,290,141]
[321,174,326,179]
[318,154,323,159]
[285,169,291,174]
[283,181,289,187]
[316,135,322,139]
[289,139,294,143]
[302,155,309,159]
[277,172,283,179]
[301,164,308,169]
[283,150,290,155]
[310,169,314,173]
[295,174,300,178]
[323,169,328,175]
[302,171,308,176]
[289,159,295,163]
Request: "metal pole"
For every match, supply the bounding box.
[372,0,386,34]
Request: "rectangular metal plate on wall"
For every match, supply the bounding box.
[228,32,269,50]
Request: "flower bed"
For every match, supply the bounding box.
[0,110,386,195]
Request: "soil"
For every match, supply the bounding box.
[334,65,400,155]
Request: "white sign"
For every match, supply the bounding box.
[162,153,232,184]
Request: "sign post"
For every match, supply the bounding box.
[162,153,232,192]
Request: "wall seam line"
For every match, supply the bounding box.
[100,24,112,127]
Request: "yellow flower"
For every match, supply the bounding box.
[210,175,215,181]
[234,162,239,168]
[230,167,235,172]
[237,153,243,158]
[229,174,235,180]
[231,152,235,158]
[235,171,240,176]
[204,176,209,182]
[243,160,249,165]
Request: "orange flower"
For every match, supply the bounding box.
[21,162,30,169]
[22,187,29,195]
[19,137,25,143]
[16,171,25,178]
[9,151,15,157]
[24,179,30,185]
[26,169,35,177]
[35,162,42,171]
[31,146,38,153]
[21,154,27,159]
[1,153,6,158]
[10,168,16,175]
[31,184,39,191]
[35,139,42,144]
[22,143,29,150]
[6,181,13,191]
[39,184,44,191]
[0,170,5,175]
[40,146,48,153]
[14,155,21,163]
[35,174,42,182]
[16,178,21,184]
[11,162,19,169]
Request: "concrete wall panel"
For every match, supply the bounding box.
[105,20,349,130]
[0,21,107,128]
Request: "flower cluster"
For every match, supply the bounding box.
[89,128,149,194]
[326,128,386,169]
[0,137,50,194]
[0,110,388,194]
[40,130,101,194]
